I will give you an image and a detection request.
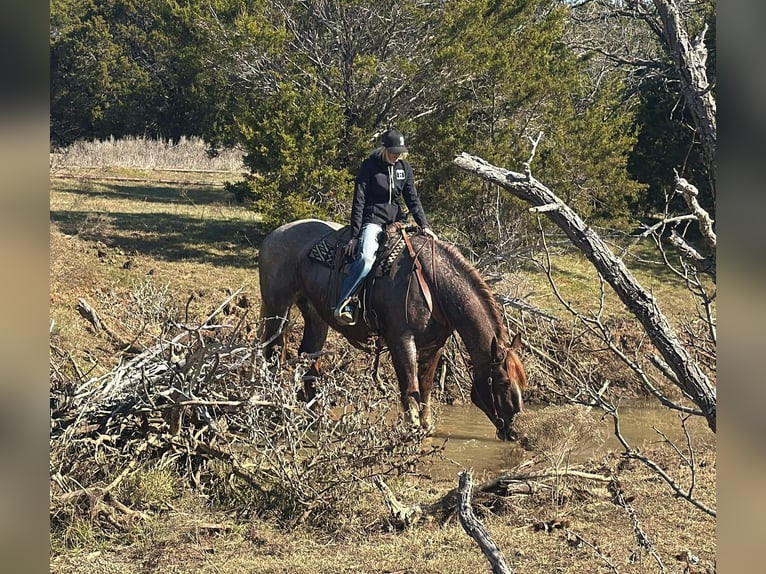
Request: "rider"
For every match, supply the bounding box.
[333,128,437,325]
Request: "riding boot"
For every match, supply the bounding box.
[334,260,366,325]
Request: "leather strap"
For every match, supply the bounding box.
[401,227,449,328]
[402,228,433,313]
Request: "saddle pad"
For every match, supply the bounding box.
[308,226,352,268]
[377,232,406,276]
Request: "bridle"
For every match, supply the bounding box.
[488,348,510,427]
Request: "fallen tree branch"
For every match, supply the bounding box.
[76,298,141,353]
[453,152,716,433]
[479,468,611,496]
[372,475,423,528]
[458,470,513,574]
[609,477,666,571]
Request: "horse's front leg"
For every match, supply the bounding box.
[417,347,444,433]
[388,335,420,428]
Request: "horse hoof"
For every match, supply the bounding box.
[403,411,421,428]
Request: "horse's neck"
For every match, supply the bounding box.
[438,274,499,368]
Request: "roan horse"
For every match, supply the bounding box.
[258,219,527,440]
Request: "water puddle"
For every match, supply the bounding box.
[423,400,713,479]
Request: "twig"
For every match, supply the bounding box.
[609,414,715,517]
[609,478,667,572]
[523,131,544,181]
[565,527,620,573]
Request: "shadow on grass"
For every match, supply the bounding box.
[51,179,273,268]
[621,239,710,289]
[50,209,268,269]
[53,180,239,206]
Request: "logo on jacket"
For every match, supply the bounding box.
[395,169,405,180]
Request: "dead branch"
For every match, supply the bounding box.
[453,152,716,433]
[458,470,513,574]
[372,476,424,528]
[652,0,716,190]
[609,477,666,571]
[536,224,704,417]
[479,468,611,495]
[53,289,448,531]
[673,172,715,251]
[601,403,716,518]
[563,527,621,573]
[76,298,141,353]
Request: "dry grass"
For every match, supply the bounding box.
[50,438,716,573]
[49,143,716,573]
[49,175,264,375]
[50,135,244,173]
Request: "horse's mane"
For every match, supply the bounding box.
[434,240,510,345]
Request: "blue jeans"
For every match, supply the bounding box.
[336,222,384,308]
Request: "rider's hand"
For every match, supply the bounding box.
[423,227,438,241]
[344,238,359,257]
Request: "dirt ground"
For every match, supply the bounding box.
[49,175,716,573]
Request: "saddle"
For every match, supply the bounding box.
[307,224,407,277]
[307,223,418,325]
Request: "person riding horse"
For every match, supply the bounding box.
[334,129,437,325]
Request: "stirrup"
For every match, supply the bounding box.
[333,297,358,326]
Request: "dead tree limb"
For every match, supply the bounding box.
[453,153,716,433]
[652,0,716,195]
[372,476,424,528]
[458,470,513,574]
[76,298,125,345]
[479,469,611,493]
[76,298,142,354]
[673,172,716,252]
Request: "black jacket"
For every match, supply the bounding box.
[349,149,429,237]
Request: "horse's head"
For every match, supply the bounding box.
[472,333,527,441]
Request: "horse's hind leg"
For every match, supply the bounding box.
[295,296,329,401]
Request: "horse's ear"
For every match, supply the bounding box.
[510,333,522,351]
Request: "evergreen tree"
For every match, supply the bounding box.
[50,0,233,145]
[50,0,655,238]
[230,81,350,228]
[416,0,643,244]
[194,0,443,228]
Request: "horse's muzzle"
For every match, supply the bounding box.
[496,424,519,441]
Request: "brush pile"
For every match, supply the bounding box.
[50,290,444,533]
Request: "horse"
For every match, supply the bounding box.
[257,218,527,440]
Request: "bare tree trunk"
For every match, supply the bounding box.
[652,0,716,199]
[453,153,716,433]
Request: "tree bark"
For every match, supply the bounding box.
[652,0,716,199]
[457,470,513,574]
[372,476,424,528]
[453,153,716,433]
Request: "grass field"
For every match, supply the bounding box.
[49,141,715,574]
